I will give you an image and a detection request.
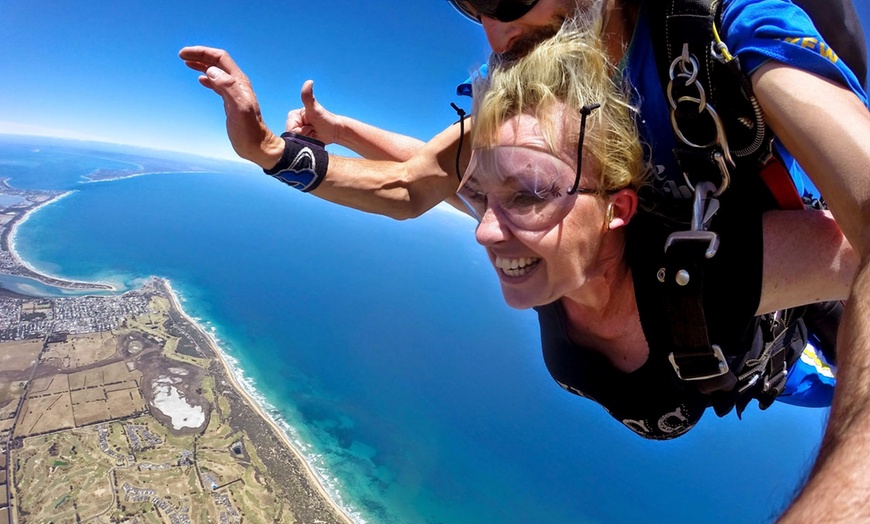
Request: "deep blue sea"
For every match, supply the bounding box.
[1,135,830,524]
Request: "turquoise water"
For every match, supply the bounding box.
[0,273,116,297]
[2,136,830,524]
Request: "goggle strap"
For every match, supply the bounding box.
[451,103,468,182]
[568,103,602,195]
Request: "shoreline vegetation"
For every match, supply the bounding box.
[0,172,356,523]
[163,280,355,524]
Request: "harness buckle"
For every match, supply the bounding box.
[669,344,730,381]
[664,230,719,259]
[664,180,721,258]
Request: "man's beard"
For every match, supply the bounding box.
[492,12,568,64]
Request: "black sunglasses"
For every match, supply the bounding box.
[447,0,541,23]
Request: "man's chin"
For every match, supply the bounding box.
[492,17,565,63]
[493,13,568,62]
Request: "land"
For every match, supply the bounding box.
[77,150,233,183]
[0,182,351,523]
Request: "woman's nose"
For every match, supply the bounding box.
[475,205,513,245]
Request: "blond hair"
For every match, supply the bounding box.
[471,15,647,192]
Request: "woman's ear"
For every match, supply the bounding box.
[606,188,638,231]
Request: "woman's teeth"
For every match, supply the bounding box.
[495,256,541,277]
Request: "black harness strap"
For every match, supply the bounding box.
[662,230,737,393]
[646,0,799,403]
[648,0,747,394]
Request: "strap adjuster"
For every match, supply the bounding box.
[668,344,730,381]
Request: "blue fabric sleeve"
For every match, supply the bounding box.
[456,63,488,98]
[721,0,869,199]
[777,340,836,408]
[720,0,867,105]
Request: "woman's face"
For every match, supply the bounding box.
[459,114,612,309]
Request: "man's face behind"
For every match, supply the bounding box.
[491,17,564,62]
[479,0,583,60]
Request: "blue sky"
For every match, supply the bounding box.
[2,1,869,161]
[0,0,489,160]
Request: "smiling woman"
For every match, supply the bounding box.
[462,16,856,440]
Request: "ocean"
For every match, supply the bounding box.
[2,135,830,524]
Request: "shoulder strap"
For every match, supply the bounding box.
[647,0,769,179]
[645,0,801,401]
[648,0,868,167]
[646,0,740,395]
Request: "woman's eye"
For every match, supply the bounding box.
[508,192,546,208]
[459,188,487,205]
[468,190,486,203]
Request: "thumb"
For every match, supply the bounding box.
[206,66,227,81]
[300,80,318,111]
[205,66,234,90]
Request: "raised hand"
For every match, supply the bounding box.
[179,46,284,169]
[285,80,342,144]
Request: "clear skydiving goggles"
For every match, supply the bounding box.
[447,0,540,23]
[456,146,604,232]
[455,103,605,232]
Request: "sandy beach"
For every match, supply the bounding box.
[163,279,355,524]
[4,189,115,291]
[7,192,71,267]
[81,170,211,184]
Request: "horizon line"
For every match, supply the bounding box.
[0,125,246,164]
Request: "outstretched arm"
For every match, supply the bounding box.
[753,63,870,258]
[313,121,467,219]
[757,209,856,315]
[754,62,870,523]
[179,45,285,169]
[286,80,425,162]
[179,45,466,220]
[776,257,870,523]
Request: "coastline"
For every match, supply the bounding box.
[162,279,356,524]
[81,170,212,184]
[2,188,115,291]
[2,180,356,521]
